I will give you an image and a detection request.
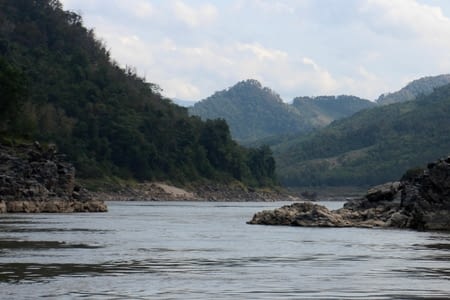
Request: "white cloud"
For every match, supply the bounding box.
[129,39,343,100]
[343,66,388,99]
[61,0,154,18]
[172,1,218,28]
[96,28,155,69]
[302,57,320,72]
[118,0,154,19]
[361,0,450,42]
[250,0,297,14]
[236,42,288,61]
[161,38,177,52]
[162,78,201,99]
[59,0,450,101]
[281,57,339,97]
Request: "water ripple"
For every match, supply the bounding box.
[1,201,450,299]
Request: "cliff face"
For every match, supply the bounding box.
[394,157,450,230]
[0,142,107,213]
[249,156,450,231]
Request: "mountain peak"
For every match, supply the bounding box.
[189,80,374,143]
[377,74,450,105]
[234,79,262,89]
[231,79,283,103]
[189,80,309,142]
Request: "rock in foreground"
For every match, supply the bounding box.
[248,202,353,227]
[0,142,107,213]
[248,156,450,231]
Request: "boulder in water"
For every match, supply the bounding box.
[248,156,450,231]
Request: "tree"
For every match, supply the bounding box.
[0,57,27,132]
[0,0,279,188]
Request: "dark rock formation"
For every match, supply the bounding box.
[248,156,450,231]
[0,142,107,213]
[248,201,352,227]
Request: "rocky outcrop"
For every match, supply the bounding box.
[248,156,450,231]
[248,202,352,227]
[0,142,107,213]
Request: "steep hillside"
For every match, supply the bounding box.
[291,95,376,126]
[189,80,314,143]
[0,0,277,187]
[377,74,450,105]
[275,84,450,187]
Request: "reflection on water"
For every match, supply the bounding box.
[0,262,107,283]
[0,227,111,233]
[421,243,450,250]
[0,240,102,250]
[0,201,449,299]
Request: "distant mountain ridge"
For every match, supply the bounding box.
[377,74,450,105]
[189,79,316,143]
[189,79,374,143]
[189,74,450,146]
[292,95,376,126]
[189,74,450,187]
[172,98,196,107]
[274,83,450,187]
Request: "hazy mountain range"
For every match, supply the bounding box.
[189,74,450,187]
[189,80,313,143]
[275,82,450,186]
[190,75,450,144]
[189,80,375,143]
[376,74,450,105]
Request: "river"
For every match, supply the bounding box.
[1,201,450,299]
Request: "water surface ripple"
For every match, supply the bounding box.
[1,201,449,299]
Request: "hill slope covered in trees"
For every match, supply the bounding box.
[189,80,315,143]
[274,84,450,187]
[376,74,450,105]
[189,80,374,143]
[291,95,376,125]
[0,0,276,187]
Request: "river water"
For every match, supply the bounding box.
[1,201,450,299]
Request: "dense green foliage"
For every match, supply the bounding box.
[0,56,27,132]
[274,84,450,187]
[189,80,375,144]
[376,74,450,105]
[0,0,277,186]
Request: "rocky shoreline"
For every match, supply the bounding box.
[92,181,299,202]
[248,156,450,231]
[0,142,107,213]
[0,141,298,213]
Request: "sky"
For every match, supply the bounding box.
[59,0,450,102]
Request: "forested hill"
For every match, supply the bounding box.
[189,80,374,144]
[291,95,375,126]
[0,0,277,187]
[376,74,450,105]
[274,83,450,187]
[189,80,315,143]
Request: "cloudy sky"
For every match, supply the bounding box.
[59,0,450,102]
